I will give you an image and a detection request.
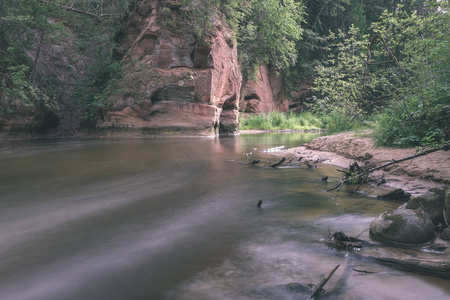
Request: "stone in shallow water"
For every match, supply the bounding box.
[370,205,435,244]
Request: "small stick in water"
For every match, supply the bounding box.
[307,264,340,300]
[257,200,262,208]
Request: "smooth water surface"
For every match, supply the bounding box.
[0,133,449,300]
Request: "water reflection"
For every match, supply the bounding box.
[0,134,448,300]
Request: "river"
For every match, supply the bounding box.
[0,133,449,300]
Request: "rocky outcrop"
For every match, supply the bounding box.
[99,0,241,135]
[239,66,289,114]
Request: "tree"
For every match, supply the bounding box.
[372,1,450,147]
[312,0,449,147]
[0,0,63,113]
[0,0,131,116]
[311,26,387,119]
[236,0,305,79]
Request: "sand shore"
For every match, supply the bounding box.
[282,131,449,196]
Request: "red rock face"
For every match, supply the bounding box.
[100,0,241,135]
[240,66,289,114]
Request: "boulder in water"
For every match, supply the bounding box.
[370,205,435,244]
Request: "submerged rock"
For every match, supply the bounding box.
[370,205,435,244]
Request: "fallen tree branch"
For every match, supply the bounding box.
[323,231,449,279]
[368,144,449,173]
[269,157,286,168]
[307,264,340,300]
[327,144,449,192]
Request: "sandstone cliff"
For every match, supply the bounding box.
[98,0,241,135]
[0,0,292,138]
[240,66,289,114]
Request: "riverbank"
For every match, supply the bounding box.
[283,131,449,196]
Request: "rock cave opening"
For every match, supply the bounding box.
[36,112,60,134]
[244,93,260,101]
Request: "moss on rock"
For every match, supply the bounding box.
[370,206,435,244]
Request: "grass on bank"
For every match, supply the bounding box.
[239,112,322,131]
[239,111,376,133]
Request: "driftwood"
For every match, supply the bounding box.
[369,256,450,279]
[307,264,340,300]
[326,231,366,250]
[249,159,261,165]
[324,231,450,279]
[269,157,286,168]
[327,144,449,192]
[326,231,447,253]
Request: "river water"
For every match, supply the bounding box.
[0,133,449,300]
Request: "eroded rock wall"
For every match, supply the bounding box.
[99,0,241,135]
[239,65,289,114]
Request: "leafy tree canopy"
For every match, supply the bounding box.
[313,0,449,147]
[235,0,305,79]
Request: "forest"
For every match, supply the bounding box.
[0,0,449,148]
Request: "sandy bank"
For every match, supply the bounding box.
[283,131,449,196]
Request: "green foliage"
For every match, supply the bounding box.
[319,112,375,134]
[0,0,61,113]
[312,1,449,148]
[312,26,387,119]
[371,1,450,147]
[239,112,322,130]
[236,0,305,79]
[0,0,132,125]
[180,0,221,38]
[64,1,132,127]
[373,94,448,148]
[73,36,123,127]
